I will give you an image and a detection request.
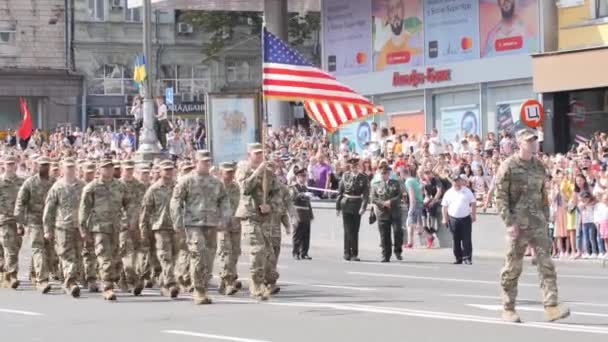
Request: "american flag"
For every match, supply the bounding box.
[262,28,382,132]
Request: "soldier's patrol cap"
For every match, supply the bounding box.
[160,160,175,170]
[220,162,236,172]
[516,128,538,142]
[36,156,51,165]
[248,143,264,153]
[83,163,96,173]
[181,163,195,172]
[3,156,17,164]
[137,164,151,173]
[50,162,60,170]
[195,150,213,161]
[122,160,136,169]
[99,159,113,168]
[113,160,121,169]
[62,158,76,167]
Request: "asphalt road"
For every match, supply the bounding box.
[2,233,608,342]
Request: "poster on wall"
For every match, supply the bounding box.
[372,0,424,71]
[389,111,425,136]
[440,105,480,144]
[207,93,259,164]
[496,101,526,134]
[338,118,375,154]
[322,0,373,76]
[479,0,539,58]
[423,0,479,65]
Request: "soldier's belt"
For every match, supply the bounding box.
[344,194,362,199]
[294,205,309,210]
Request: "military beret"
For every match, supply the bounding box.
[220,162,236,172]
[62,158,76,167]
[122,160,136,169]
[248,143,264,153]
[516,128,538,142]
[195,150,212,161]
[160,160,175,170]
[98,159,113,168]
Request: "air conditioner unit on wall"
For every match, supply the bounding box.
[111,0,124,10]
[177,22,194,35]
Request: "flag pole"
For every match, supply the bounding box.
[261,19,268,206]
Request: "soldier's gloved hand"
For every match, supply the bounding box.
[44,232,54,241]
[507,225,520,239]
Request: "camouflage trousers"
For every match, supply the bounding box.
[117,229,143,287]
[218,229,242,284]
[242,219,274,293]
[174,229,191,288]
[264,235,281,286]
[81,237,97,283]
[140,230,162,284]
[152,230,183,288]
[0,222,22,280]
[28,225,53,284]
[92,231,120,290]
[500,226,558,310]
[185,226,217,293]
[54,229,84,288]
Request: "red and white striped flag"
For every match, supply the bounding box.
[262,28,383,132]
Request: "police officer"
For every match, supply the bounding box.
[370,165,404,262]
[336,156,369,261]
[495,128,570,323]
[290,168,313,260]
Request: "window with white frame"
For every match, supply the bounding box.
[598,0,608,18]
[0,30,16,45]
[125,6,142,22]
[160,64,211,95]
[89,64,137,96]
[88,0,105,21]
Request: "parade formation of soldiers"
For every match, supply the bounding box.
[0,143,313,304]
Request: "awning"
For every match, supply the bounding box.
[127,0,320,12]
[532,46,608,93]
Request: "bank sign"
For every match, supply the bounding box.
[392,67,451,87]
[168,103,205,113]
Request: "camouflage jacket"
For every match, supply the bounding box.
[0,174,24,225]
[140,179,175,232]
[234,161,281,222]
[495,155,550,229]
[270,183,294,236]
[14,174,54,227]
[170,172,231,229]
[223,181,242,232]
[79,178,131,234]
[336,171,369,214]
[43,178,85,232]
[370,179,403,221]
[121,178,146,230]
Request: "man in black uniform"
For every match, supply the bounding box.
[290,169,314,260]
[371,165,404,262]
[336,157,369,261]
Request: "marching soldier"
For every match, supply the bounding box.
[170,150,231,305]
[266,179,292,294]
[495,128,570,323]
[80,162,99,292]
[79,159,132,301]
[15,156,55,293]
[370,165,404,262]
[235,143,281,301]
[0,156,25,289]
[43,158,85,297]
[290,168,314,260]
[217,162,243,296]
[336,157,369,262]
[136,164,162,289]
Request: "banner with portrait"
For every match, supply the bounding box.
[496,101,526,134]
[439,105,480,144]
[423,0,479,64]
[372,0,424,71]
[207,93,260,164]
[338,118,375,154]
[322,0,373,76]
[479,0,539,58]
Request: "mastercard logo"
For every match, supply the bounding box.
[356,52,366,65]
[461,37,473,51]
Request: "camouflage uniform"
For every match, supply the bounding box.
[495,128,569,322]
[14,161,55,292]
[0,163,24,288]
[79,160,132,300]
[266,183,293,292]
[235,145,281,300]
[217,163,242,295]
[80,162,98,289]
[170,151,231,304]
[43,164,85,296]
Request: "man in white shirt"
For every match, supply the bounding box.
[429,128,443,156]
[441,173,477,265]
[155,96,170,151]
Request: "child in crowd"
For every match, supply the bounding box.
[578,191,599,258]
[595,193,608,259]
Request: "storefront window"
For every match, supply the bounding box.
[485,82,534,135]
[89,64,135,95]
[432,88,480,145]
[567,88,608,142]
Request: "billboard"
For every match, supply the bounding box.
[322,0,373,76]
[439,105,480,143]
[372,0,424,71]
[479,0,539,58]
[496,101,526,134]
[338,118,375,154]
[423,0,479,64]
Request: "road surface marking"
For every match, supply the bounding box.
[444,294,608,308]
[162,330,271,342]
[239,262,286,269]
[281,281,376,292]
[467,304,608,318]
[525,272,608,280]
[355,261,439,269]
[263,301,608,335]
[347,272,537,287]
[0,308,44,316]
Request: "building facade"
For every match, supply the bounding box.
[0,0,82,134]
[532,0,608,152]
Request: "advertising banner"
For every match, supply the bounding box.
[479,0,539,58]
[389,111,425,135]
[440,105,479,144]
[496,101,526,134]
[339,118,375,154]
[423,0,479,65]
[207,94,259,164]
[322,0,373,76]
[372,0,424,71]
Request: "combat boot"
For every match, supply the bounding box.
[87,280,99,293]
[502,309,522,323]
[8,276,20,290]
[218,280,226,295]
[69,285,81,298]
[169,286,179,299]
[544,304,571,322]
[235,280,242,290]
[102,289,117,301]
[267,283,281,295]
[249,283,268,301]
[193,290,212,305]
[132,281,144,296]
[37,281,52,294]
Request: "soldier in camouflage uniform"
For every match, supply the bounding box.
[235,143,281,301]
[495,128,570,323]
[43,158,85,298]
[0,156,24,289]
[336,157,369,261]
[265,180,293,294]
[170,150,231,305]
[217,162,243,296]
[14,156,55,293]
[79,162,99,292]
[79,159,132,301]
[140,160,181,298]
[370,165,404,262]
[136,164,162,288]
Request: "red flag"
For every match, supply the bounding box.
[17,97,33,140]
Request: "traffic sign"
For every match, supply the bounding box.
[519,99,545,128]
[165,87,174,105]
